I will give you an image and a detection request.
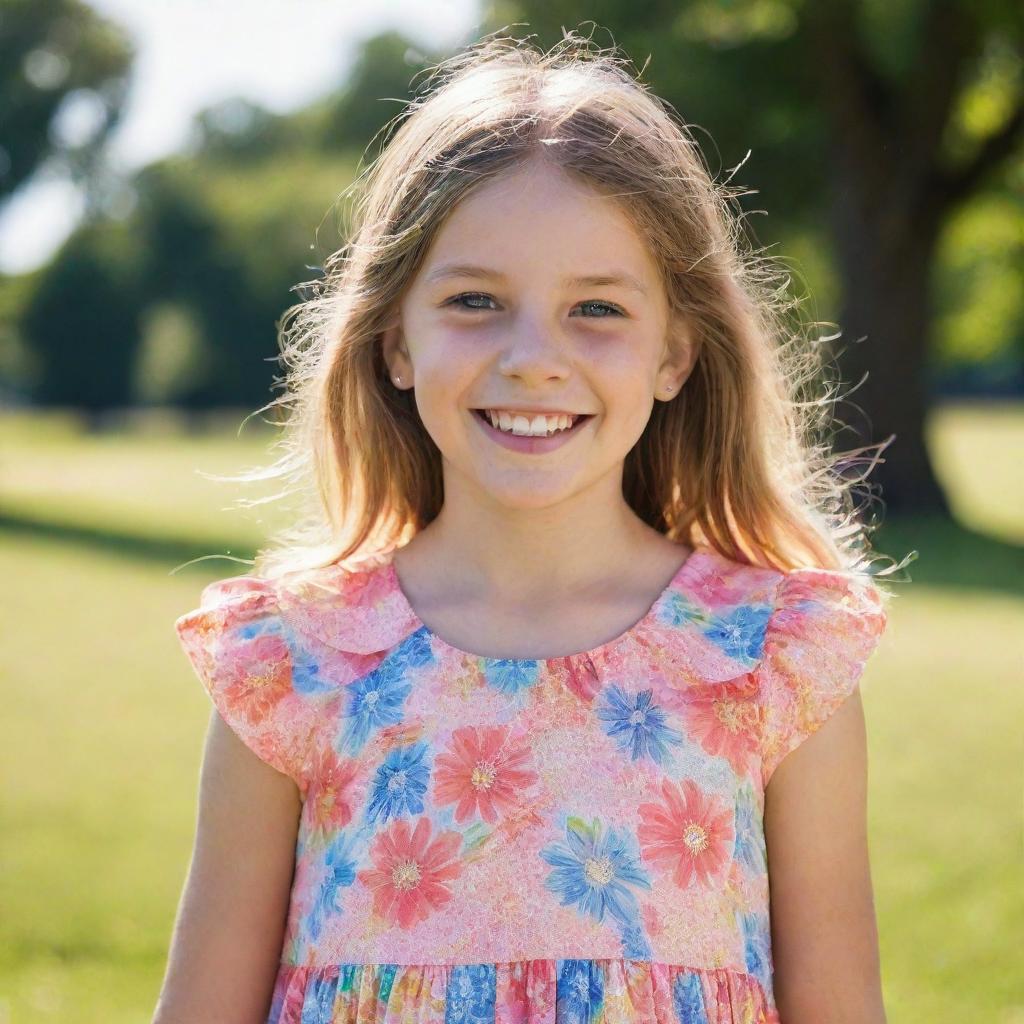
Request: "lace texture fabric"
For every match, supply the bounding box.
[174,542,889,1023]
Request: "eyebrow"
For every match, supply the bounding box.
[423,263,650,297]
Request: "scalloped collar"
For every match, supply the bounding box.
[275,543,786,683]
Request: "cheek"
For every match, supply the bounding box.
[592,364,658,439]
[591,350,656,402]
[419,353,476,401]
[407,348,478,438]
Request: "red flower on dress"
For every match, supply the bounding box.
[673,675,761,772]
[637,778,735,889]
[433,726,539,823]
[220,632,292,721]
[357,816,463,929]
[307,745,360,834]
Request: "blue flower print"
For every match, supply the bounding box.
[540,816,651,928]
[702,603,773,663]
[672,970,710,1022]
[400,627,438,670]
[655,590,704,629]
[445,963,496,1022]
[556,959,604,1023]
[303,831,358,943]
[740,910,773,994]
[481,658,540,695]
[338,657,412,754]
[733,784,767,876]
[300,969,337,1022]
[620,921,653,960]
[236,620,334,701]
[365,741,430,823]
[596,686,684,765]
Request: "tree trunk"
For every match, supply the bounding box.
[828,163,952,516]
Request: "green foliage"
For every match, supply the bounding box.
[934,190,1024,367]
[133,303,208,405]
[189,97,306,165]
[126,150,362,409]
[0,0,134,201]
[21,219,144,412]
[313,30,441,155]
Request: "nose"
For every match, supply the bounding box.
[496,311,572,384]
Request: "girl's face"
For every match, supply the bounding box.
[381,157,697,513]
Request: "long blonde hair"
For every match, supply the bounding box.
[221,29,893,581]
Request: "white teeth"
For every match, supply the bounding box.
[483,410,578,436]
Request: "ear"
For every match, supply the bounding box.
[380,315,414,389]
[660,312,700,391]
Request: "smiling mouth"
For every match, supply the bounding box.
[471,409,594,437]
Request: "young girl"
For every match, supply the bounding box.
[157,31,894,1024]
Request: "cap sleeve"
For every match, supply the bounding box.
[174,574,323,792]
[758,566,889,788]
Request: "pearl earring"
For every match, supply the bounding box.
[393,375,402,386]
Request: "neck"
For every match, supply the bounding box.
[399,467,674,606]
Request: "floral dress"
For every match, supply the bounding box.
[174,540,889,1023]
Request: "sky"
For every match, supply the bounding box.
[0,0,479,274]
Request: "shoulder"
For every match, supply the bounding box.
[748,560,890,788]
[175,573,279,637]
[176,552,420,661]
[762,562,890,665]
[665,546,890,785]
[680,545,888,663]
[173,572,317,788]
[172,556,417,789]
[174,573,284,681]
[273,553,421,657]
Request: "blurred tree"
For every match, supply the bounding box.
[487,1,1024,516]
[131,164,282,408]
[0,0,134,207]
[188,97,306,165]
[313,30,430,153]
[12,28,426,417]
[21,219,142,419]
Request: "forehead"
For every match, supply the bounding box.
[420,159,663,288]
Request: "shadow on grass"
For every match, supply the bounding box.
[872,518,1024,598]
[2,508,1022,597]
[0,510,256,578]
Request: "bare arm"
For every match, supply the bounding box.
[764,687,887,1024]
[152,709,303,1024]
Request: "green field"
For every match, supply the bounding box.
[2,404,1022,1023]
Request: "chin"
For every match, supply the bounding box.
[474,471,596,511]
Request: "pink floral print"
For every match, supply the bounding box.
[175,541,889,1022]
[357,816,463,929]
[433,726,540,824]
[637,778,736,890]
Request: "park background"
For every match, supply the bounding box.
[2,1,1022,1021]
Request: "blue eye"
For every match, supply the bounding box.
[448,292,497,311]
[572,300,624,318]
[445,293,624,317]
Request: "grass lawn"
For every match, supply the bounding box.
[1,403,1022,1023]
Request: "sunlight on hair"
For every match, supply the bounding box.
[205,26,897,586]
